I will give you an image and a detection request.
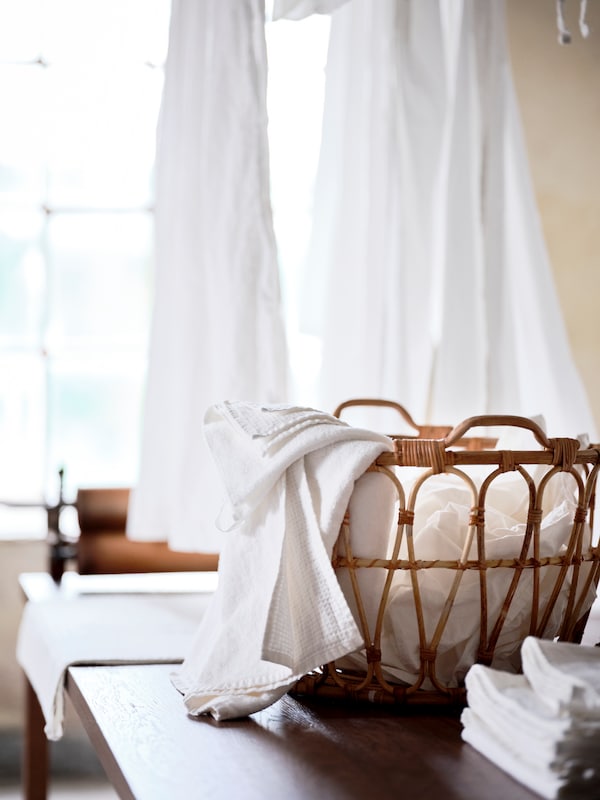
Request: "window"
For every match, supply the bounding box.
[0,0,169,535]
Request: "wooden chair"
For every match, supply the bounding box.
[74,487,218,575]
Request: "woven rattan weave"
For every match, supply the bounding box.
[291,400,600,706]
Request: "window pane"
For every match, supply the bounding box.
[45,64,163,208]
[47,355,146,496]
[0,66,46,203]
[0,210,46,346]
[0,2,167,538]
[0,0,43,62]
[42,0,170,66]
[45,212,153,349]
[0,353,46,500]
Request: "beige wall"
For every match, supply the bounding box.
[0,540,46,728]
[506,0,600,434]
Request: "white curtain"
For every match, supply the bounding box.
[299,0,596,438]
[271,0,347,19]
[130,0,596,551]
[127,0,287,552]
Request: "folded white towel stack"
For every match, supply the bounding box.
[520,636,600,716]
[461,635,600,799]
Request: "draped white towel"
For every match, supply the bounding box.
[171,402,393,720]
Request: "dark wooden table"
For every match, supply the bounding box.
[19,572,542,799]
[66,663,539,800]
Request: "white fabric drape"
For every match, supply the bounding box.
[271,0,347,20]
[127,0,287,552]
[130,0,595,551]
[300,0,596,438]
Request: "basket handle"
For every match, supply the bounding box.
[333,398,422,434]
[444,415,552,449]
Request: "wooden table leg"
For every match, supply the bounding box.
[23,676,48,800]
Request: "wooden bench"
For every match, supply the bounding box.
[19,574,542,800]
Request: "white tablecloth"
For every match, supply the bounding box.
[17,573,217,739]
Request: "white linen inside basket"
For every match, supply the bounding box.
[337,423,596,691]
[336,470,398,642]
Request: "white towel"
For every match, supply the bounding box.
[171,402,393,720]
[461,653,600,799]
[219,401,347,455]
[464,664,600,761]
[521,636,600,716]
[461,708,572,800]
[17,591,213,740]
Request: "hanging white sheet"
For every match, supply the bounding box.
[127,0,288,552]
[299,0,596,439]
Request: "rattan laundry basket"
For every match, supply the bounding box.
[291,399,600,707]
